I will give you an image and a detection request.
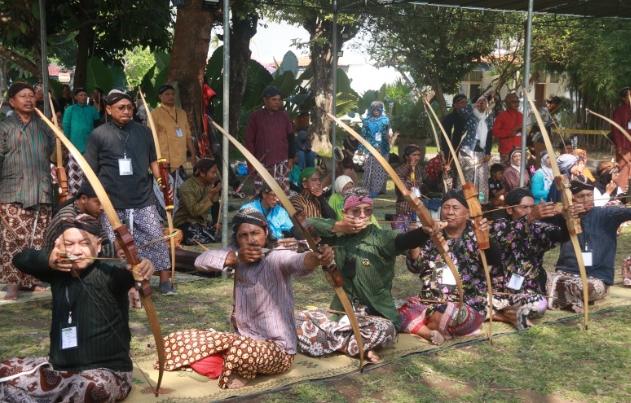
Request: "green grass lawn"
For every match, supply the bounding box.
[2,190,630,402]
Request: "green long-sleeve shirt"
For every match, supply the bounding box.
[173,176,216,227]
[62,103,100,153]
[307,218,403,328]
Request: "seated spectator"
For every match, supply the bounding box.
[530,152,554,204]
[502,148,529,192]
[173,159,221,245]
[241,184,294,240]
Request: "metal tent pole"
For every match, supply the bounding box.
[331,0,338,187]
[519,0,533,186]
[39,0,50,117]
[221,0,230,250]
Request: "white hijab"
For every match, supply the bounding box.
[473,107,488,148]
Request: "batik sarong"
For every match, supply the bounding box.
[100,205,171,271]
[362,154,388,196]
[460,149,490,202]
[546,271,608,312]
[0,357,132,403]
[294,309,396,357]
[397,296,484,337]
[254,160,289,193]
[66,154,83,196]
[0,203,52,288]
[158,329,293,389]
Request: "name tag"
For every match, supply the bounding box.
[507,273,525,291]
[627,121,631,130]
[61,326,78,349]
[437,264,456,286]
[118,157,133,176]
[175,127,184,138]
[515,131,522,137]
[582,252,593,266]
[375,132,382,142]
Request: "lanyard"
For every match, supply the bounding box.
[65,285,78,324]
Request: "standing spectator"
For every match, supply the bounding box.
[57,84,73,114]
[294,111,315,169]
[361,101,391,197]
[0,82,54,300]
[84,90,174,294]
[502,148,529,192]
[492,93,523,162]
[441,94,470,153]
[62,87,101,194]
[245,86,294,192]
[530,152,554,204]
[461,95,494,199]
[89,87,106,125]
[611,87,631,193]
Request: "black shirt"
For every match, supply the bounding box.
[441,109,468,151]
[84,120,157,209]
[13,249,134,372]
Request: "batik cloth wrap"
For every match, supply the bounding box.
[0,357,132,403]
[0,203,51,288]
[157,329,294,389]
[397,296,484,337]
[459,148,489,201]
[546,271,608,312]
[295,308,396,357]
[362,154,389,196]
[100,205,171,271]
[254,160,289,193]
[66,153,84,196]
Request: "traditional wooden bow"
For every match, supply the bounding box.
[48,92,70,203]
[210,120,366,369]
[138,90,177,287]
[422,99,449,193]
[35,108,167,396]
[419,101,494,341]
[327,112,465,307]
[527,94,590,330]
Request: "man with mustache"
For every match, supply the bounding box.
[0,82,55,300]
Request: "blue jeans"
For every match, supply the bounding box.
[296,150,315,169]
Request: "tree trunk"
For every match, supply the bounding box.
[430,79,447,114]
[168,0,216,140]
[229,8,257,138]
[308,21,334,156]
[73,23,94,88]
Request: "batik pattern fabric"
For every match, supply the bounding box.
[0,357,132,403]
[491,216,561,295]
[391,163,423,232]
[66,153,84,196]
[363,154,389,196]
[253,160,289,194]
[294,308,396,357]
[290,191,323,219]
[0,203,51,288]
[459,149,489,201]
[397,296,484,337]
[100,205,171,271]
[546,271,608,312]
[158,329,294,389]
[406,222,488,315]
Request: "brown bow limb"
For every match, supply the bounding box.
[35,108,166,396]
[48,92,70,203]
[422,101,449,193]
[327,112,465,307]
[527,95,590,330]
[422,99,495,341]
[138,89,177,288]
[210,120,366,369]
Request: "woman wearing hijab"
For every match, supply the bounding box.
[546,153,586,202]
[530,152,554,204]
[360,101,391,197]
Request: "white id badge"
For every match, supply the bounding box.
[375,132,382,142]
[515,131,522,137]
[61,326,78,349]
[412,187,421,198]
[175,127,184,138]
[507,273,525,291]
[627,121,631,130]
[437,265,457,286]
[118,157,133,176]
[582,252,593,266]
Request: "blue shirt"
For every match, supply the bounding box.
[555,206,631,284]
[241,199,294,240]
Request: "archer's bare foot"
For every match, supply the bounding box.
[3,284,18,301]
[366,350,382,364]
[430,330,445,345]
[225,375,248,389]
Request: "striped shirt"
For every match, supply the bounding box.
[195,248,309,354]
[0,113,54,208]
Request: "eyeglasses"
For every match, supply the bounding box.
[348,207,372,217]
